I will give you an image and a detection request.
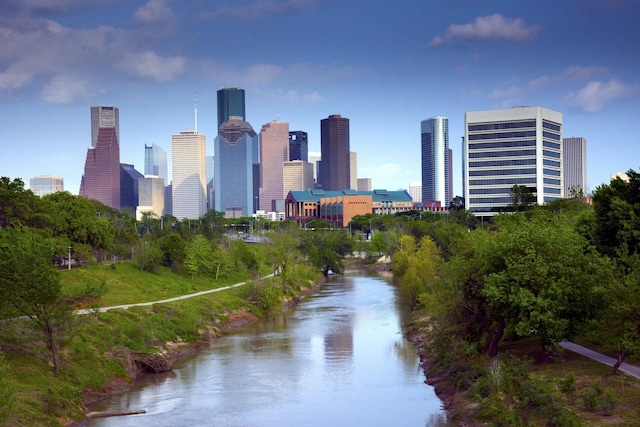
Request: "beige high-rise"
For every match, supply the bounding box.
[172,131,207,220]
[259,121,289,212]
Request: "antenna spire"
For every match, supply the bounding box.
[194,93,198,133]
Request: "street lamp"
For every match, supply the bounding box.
[67,245,72,270]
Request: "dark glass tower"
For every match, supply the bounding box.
[288,131,308,162]
[217,88,246,129]
[320,115,350,191]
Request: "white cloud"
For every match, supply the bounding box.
[118,51,185,81]
[201,0,321,20]
[0,66,34,90]
[134,0,174,25]
[566,79,640,112]
[41,74,91,103]
[245,64,284,85]
[429,13,540,47]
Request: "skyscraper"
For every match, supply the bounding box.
[144,144,168,185]
[172,131,207,220]
[91,106,119,148]
[259,121,289,212]
[283,161,315,196]
[464,106,563,218]
[79,126,120,209]
[320,114,350,191]
[215,117,259,217]
[217,87,245,129]
[30,175,64,196]
[563,137,587,196]
[408,181,422,203]
[289,131,308,162]
[350,151,358,191]
[120,163,143,211]
[421,116,451,206]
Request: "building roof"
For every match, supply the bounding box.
[288,189,412,203]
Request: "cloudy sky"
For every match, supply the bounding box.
[1,0,639,197]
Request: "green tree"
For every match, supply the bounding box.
[394,235,442,303]
[0,176,43,229]
[158,231,186,269]
[135,239,163,272]
[301,230,354,277]
[266,228,301,285]
[0,227,73,374]
[426,211,609,359]
[510,185,536,212]
[184,235,216,279]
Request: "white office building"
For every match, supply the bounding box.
[172,131,207,220]
[464,106,563,217]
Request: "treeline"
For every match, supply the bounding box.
[383,172,640,425]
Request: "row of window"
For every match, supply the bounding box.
[544,168,561,176]
[468,131,537,141]
[469,168,536,177]
[544,178,561,185]
[469,149,536,159]
[544,159,560,167]
[469,158,537,168]
[469,177,537,186]
[470,197,519,204]
[543,131,561,141]
[543,141,561,150]
[543,121,561,132]
[468,121,537,132]
[543,149,560,159]
[470,187,522,195]
[468,140,536,150]
[544,187,561,194]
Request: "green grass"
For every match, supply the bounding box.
[0,261,320,426]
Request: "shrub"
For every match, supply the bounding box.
[599,389,617,416]
[583,382,602,411]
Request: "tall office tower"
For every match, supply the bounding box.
[30,175,64,196]
[144,144,168,185]
[421,116,451,206]
[408,181,422,203]
[350,151,358,190]
[289,131,308,162]
[79,127,121,209]
[357,178,372,192]
[259,121,289,212]
[138,176,165,218]
[320,114,350,191]
[172,131,207,220]
[91,106,119,148]
[206,155,215,211]
[164,185,172,216]
[464,106,563,218]
[217,87,246,129]
[120,164,143,210]
[563,137,587,196]
[215,117,259,218]
[283,161,314,196]
[308,151,321,183]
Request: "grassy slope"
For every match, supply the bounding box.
[1,261,319,427]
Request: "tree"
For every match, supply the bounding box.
[158,232,186,269]
[393,235,442,304]
[301,230,354,277]
[184,235,216,279]
[135,239,163,272]
[265,228,301,285]
[425,211,609,359]
[0,177,42,229]
[510,185,536,212]
[0,227,72,374]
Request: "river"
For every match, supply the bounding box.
[86,269,451,426]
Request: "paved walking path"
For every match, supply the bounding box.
[75,273,275,315]
[560,341,640,380]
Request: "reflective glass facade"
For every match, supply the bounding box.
[421,117,451,205]
[289,131,308,162]
[563,137,587,196]
[320,115,350,191]
[217,88,245,129]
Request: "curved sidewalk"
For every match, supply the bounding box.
[75,273,274,315]
[560,341,640,380]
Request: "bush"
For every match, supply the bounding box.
[0,353,16,423]
[469,376,493,398]
[583,382,602,411]
[519,379,554,411]
[599,389,617,416]
[246,281,282,315]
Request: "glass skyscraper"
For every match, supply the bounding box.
[320,115,350,191]
[563,137,587,196]
[144,144,168,185]
[214,117,259,217]
[289,131,308,162]
[172,131,207,220]
[421,116,451,206]
[217,88,245,129]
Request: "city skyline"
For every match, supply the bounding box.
[1,1,639,198]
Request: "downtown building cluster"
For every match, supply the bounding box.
[34,91,589,225]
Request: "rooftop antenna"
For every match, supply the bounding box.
[194,93,198,133]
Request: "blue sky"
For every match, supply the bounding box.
[1,0,639,197]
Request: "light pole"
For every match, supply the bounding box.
[368,218,374,241]
[67,245,72,270]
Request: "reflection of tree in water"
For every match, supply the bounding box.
[324,314,353,364]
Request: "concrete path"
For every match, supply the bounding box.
[75,273,275,315]
[560,341,640,380]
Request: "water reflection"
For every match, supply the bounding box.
[87,269,452,426]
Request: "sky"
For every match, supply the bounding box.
[1,0,639,198]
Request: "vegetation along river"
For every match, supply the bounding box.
[86,269,451,426]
